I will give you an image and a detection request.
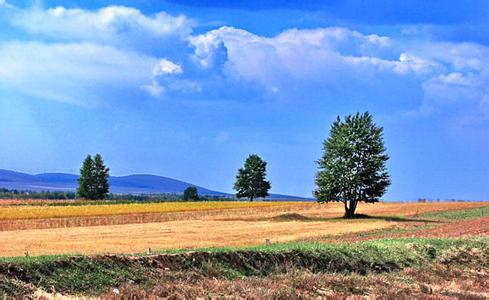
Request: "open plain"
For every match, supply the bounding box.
[0,201,486,257]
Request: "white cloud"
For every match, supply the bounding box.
[13,6,191,45]
[0,5,195,104]
[437,72,473,86]
[0,41,158,105]
[189,26,489,117]
[1,3,488,118]
[153,59,183,76]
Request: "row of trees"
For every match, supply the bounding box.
[76,112,390,218]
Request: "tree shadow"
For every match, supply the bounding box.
[269,213,440,223]
[334,214,441,223]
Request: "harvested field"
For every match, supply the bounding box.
[0,218,393,257]
[307,206,489,244]
[0,201,485,231]
[0,201,487,257]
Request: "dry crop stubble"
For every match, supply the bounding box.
[0,218,394,256]
[0,201,487,256]
[0,202,487,256]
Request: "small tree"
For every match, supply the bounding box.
[234,154,271,201]
[93,154,110,200]
[314,112,390,218]
[183,186,200,201]
[77,154,110,200]
[77,155,95,199]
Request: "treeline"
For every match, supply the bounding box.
[0,188,76,200]
[0,188,233,202]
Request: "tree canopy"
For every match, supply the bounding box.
[314,112,390,218]
[183,186,200,201]
[77,154,110,200]
[234,154,271,201]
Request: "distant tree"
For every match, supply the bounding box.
[182,186,200,201]
[77,154,110,200]
[93,154,110,200]
[234,154,271,201]
[314,112,390,218]
[77,155,95,199]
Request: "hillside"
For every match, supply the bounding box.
[0,169,306,199]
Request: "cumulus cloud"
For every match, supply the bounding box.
[190,26,452,82]
[153,59,183,76]
[13,6,191,46]
[0,3,488,118]
[0,5,193,103]
[189,25,489,117]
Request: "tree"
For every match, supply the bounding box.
[234,154,271,201]
[77,154,110,200]
[77,155,95,199]
[92,154,110,200]
[183,186,200,201]
[314,112,390,218]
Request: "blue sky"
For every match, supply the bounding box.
[0,0,488,200]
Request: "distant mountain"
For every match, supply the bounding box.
[0,169,310,200]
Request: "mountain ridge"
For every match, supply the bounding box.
[0,169,309,200]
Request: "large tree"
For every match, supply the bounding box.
[234,154,271,201]
[77,154,110,200]
[92,154,110,200]
[77,155,95,199]
[314,112,390,218]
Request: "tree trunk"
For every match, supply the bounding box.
[344,200,358,218]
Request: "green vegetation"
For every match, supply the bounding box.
[77,154,110,200]
[0,189,234,203]
[416,206,489,220]
[315,112,390,218]
[0,188,77,200]
[234,154,271,201]
[182,186,200,201]
[1,238,487,297]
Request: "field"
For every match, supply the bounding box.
[0,201,486,257]
[0,200,488,298]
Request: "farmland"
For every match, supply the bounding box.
[0,201,486,256]
[0,200,488,298]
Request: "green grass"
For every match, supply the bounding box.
[416,206,489,220]
[1,237,487,297]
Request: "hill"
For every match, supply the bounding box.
[0,169,308,199]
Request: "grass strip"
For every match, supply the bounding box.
[416,206,489,220]
[1,237,487,296]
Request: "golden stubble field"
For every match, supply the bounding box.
[0,201,486,257]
